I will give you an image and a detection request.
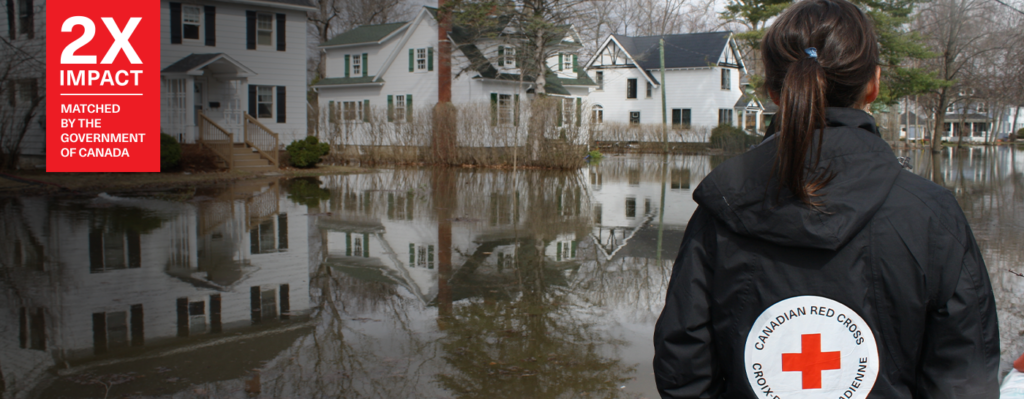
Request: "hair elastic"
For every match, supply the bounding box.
[805,47,818,60]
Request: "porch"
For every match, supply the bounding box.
[162,53,280,171]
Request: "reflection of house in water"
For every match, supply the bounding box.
[314,170,592,304]
[0,179,312,397]
[586,155,709,258]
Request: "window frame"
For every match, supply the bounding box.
[563,54,572,71]
[626,78,637,99]
[342,101,364,122]
[503,46,516,68]
[718,108,734,126]
[721,69,731,90]
[394,94,406,123]
[415,48,427,71]
[256,86,274,119]
[256,13,274,48]
[352,54,362,76]
[563,97,575,126]
[497,94,514,126]
[16,78,37,104]
[595,71,603,91]
[629,111,640,125]
[182,4,202,41]
[592,105,603,124]
[646,81,653,98]
[17,0,33,38]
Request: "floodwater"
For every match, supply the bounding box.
[0,146,1021,398]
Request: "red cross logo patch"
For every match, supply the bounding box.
[744,296,879,399]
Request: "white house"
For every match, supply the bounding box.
[159,0,315,170]
[0,0,45,168]
[312,6,597,148]
[583,31,746,141]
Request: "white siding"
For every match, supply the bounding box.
[160,1,309,144]
[0,0,46,160]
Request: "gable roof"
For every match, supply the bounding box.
[162,53,256,77]
[609,31,736,69]
[320,22,409,48]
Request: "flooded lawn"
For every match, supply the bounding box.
[1,147,1021,398]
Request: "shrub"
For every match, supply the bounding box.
[286,177,330,208]
[286,136,330,168]
[710,124,760,153]
[160,133,181,171]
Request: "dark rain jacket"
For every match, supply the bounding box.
[653,108,999,398]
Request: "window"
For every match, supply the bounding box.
[721,69,731,90]
[346,233,369,256]
[93,305,143,353]
[977,102,988,113]
[646,81,653,98]
[256,13,273,46]
[353,236,363,257]
[672,108,691,128]
[16,78,37,103]
[563,97,575,126]
[416,48,427,71]
[17,0,33,38]
[343,101,364,121]
[249,217,286,254]
[626,198,636,218]
[257,86,273,118]
[592,105,603,124]
[352,54,362,76]
[671,168,690,189]
[188,302,206,335]
[596,71,603,90]
[563,54,572,71]
[19,307,45,350]
[394,94,406,122]
[556,241,575,261]
[504,46,516,68]
[946,103,954,113]
[498,94,513,125]
[719,109,734,126]
[89,228,141,272]
[630,111,640,125]
[409,244,435,269]
[182,5,201,40]
[626,79,637,99]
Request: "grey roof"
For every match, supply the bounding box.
[610,31,735,69]
[162,53,222,73]
[733,93,777,113]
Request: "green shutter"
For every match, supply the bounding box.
[363,233,370,257]
[363,99,370,122]
[428,245,434,269]
[406,94,413,123]
[571,241,577,258]
[328,101,336,126]
[346,233,352,257]
[344,55,350,78]
[573,54,578,73]
[409,49,414,72]
[490,93,498,126]
[558,53,563,71]
[513,94,520,127]
[362,53,368,77]
[557,242,562,261]
[409,243,415,266]
[428,47,433,71]
[387,95,394,122]
[498,46,505,66]
[576,97,582,127]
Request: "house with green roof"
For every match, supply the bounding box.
[312,6,596,148]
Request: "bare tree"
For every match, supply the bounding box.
[307,0,414,80]
[915,0,998,153]
[0,28,46,170]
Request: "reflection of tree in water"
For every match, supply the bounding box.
[438,261,635,397]
[436,168,635,398]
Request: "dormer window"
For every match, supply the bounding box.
[563,54,572,71]
[182,5,201,40]
[352,55,361,76]
[504,46,516,68]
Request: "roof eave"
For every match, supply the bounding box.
[313,83,385,90]
[217,0,316,12]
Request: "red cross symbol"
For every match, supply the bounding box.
[782,333,841,389]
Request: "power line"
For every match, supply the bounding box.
[993,0,1024,16]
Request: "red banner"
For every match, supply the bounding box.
[46,0,160,172]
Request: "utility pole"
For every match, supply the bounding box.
[660,38,667,153]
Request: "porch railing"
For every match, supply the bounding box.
[197,112,235,170]
[244,114,280,168]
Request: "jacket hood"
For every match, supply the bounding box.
[693,108,902,250]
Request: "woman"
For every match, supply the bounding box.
[652,0,999,398]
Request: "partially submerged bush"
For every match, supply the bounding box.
[286,177,330,208]
[160,133,181,171]
[286,136,330,168]
[710,124,761,153]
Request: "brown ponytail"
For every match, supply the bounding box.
[761,0,878,206]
